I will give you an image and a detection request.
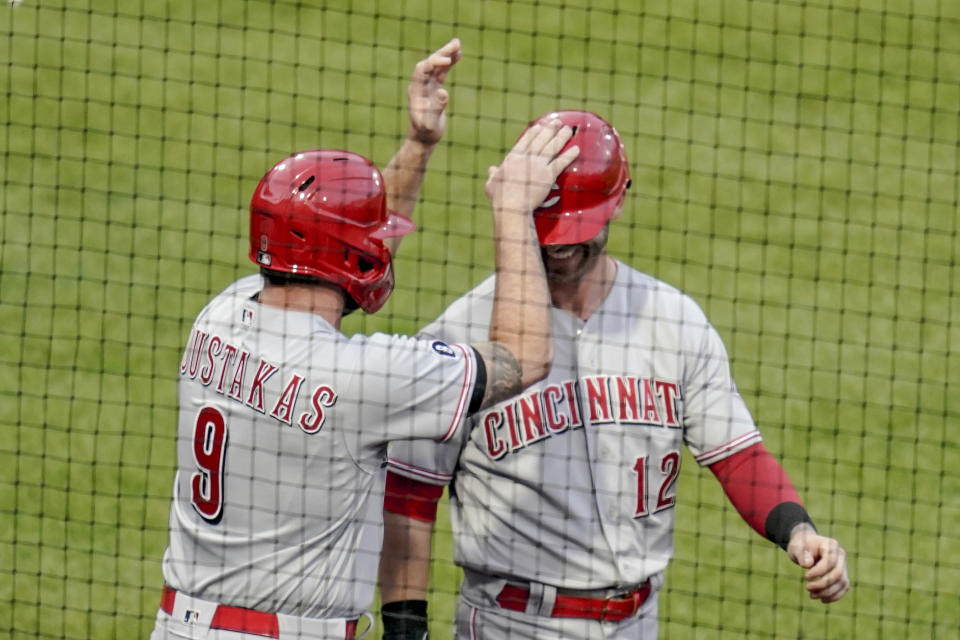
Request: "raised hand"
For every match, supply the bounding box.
[380,38,462,254]
[407,37,462,145]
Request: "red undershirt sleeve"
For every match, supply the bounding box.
[384,470,445,522]
[709,442,812,546]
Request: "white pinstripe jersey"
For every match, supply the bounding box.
[161,275,478,618]
[387,262,760,589]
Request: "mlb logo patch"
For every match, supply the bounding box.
[183,609,200,624]
[241,307,255,325]
[432,341,456,358]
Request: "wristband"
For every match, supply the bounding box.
[765,502,817,550]
[382,599,428,640]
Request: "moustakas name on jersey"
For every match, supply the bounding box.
[163,275,478,620]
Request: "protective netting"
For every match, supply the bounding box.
[1,1,957,638]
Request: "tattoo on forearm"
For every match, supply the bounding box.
[480,342,522,409]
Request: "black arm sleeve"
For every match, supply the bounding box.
[468,346,487,414]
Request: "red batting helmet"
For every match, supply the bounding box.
[527,111,630,245]
[249,150,415,313]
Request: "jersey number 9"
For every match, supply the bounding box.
[191,406,228,524]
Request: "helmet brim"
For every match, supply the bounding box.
[371,210,417,240]
[534,201,615,246]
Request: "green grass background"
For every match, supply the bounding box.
[2,0,958,638]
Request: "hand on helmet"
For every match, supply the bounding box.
[407,38,462,145]
[486,119,580,218]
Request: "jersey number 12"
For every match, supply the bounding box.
[632,451,680,518]
[191,406,228,524]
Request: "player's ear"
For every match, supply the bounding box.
[610,192,626,221]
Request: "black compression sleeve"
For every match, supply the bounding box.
[382,600,428,640]
[765,502,817,550]
[468,347,487,414]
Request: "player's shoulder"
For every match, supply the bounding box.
[347,330,471,362]
[219,273,263,297]
[194,274,262,324]
[441,275,496,316]
[614,261,704,315]
[420,275,496,341]
[607,262,718,341]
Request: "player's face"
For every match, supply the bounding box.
[540,223,610,284]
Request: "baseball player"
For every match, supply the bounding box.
[151,41,581,640]
[379,111,851,639]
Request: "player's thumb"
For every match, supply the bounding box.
[787,537,813,568]
[436,88,449,106]
[484,166,500,198]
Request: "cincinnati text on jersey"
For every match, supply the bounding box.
[481,375,682,459]
[179,328,336,434]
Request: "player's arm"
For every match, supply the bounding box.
[379,473,441,639]
[709,442,851,603]
[470,120,579,409]
[379,123,578,638]
[381,38,462,256]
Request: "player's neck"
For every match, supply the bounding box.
[258,281,346,329]
[549,254,617,322]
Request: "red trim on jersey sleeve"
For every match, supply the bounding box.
[387,457,453,485]
[708,442,803,537]
[695,430,762,465]
[441,343,475,442]
[384,470,445,522]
